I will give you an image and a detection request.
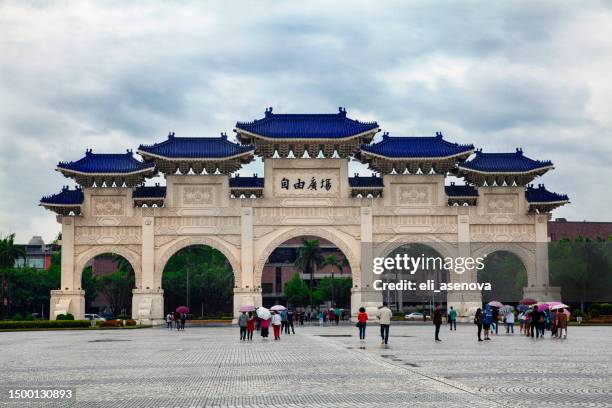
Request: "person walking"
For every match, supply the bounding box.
[474,308,483,341]
[286,309,295,334]
[271,311,282,340]
[260,317,270,339]
[174,312,181,331]
[280,309,288,334]
[491,307,499,335]
[483,305,492,340]
[505,310,515,334]
[557,309,568,339]
[530,307,540,338]
[448,306,457,331]
[180,313,187,331]
[433,304,442,341]
[318,310,325,326]
[334,306,341,325]
[377,302,392,345]
[357,307,368,342]
[238,311,248,341]
[165,312,173,330]
[246,312,255,341]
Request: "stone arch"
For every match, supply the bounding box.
[154,236,241,289]
[73,245,142,290]
[373,235,458,261]
[253,226,360,287]
[471,242,536,286]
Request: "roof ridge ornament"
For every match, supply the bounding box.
[338,107,347,117]
[220,132,228,140]
[265,107,273,117]
[168,131,175,139]
[126,149,133,155]
[85,148,93,156]
[435,131,443,139]
[516,147,523,155]
[382,131,389,140]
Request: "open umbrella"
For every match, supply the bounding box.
[488,301,504,308]
[270,305,286,312]
[550,303,569,310]
[499,305,514,315]
[535,303,549,312]
[239,304,256,312]
[176,306,189,314]
[256,307,271,320]
[520,298,537,305]
[517,305,529,312]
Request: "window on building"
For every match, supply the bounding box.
[262,283,273,294]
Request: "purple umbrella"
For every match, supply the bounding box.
[176,306,189,314]
[535,303,549,312]
[239,304,256,312]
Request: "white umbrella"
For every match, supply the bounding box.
[256,307,271,320]
[270,305,286,311]
[550,303,569,310]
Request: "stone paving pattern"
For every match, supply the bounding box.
[0,324,610,407]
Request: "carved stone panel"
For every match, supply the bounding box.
[75,226,141,245]
[485,194,518,214]
[394,184,436,206]
[91,196,125,216]
[182,186,214,206]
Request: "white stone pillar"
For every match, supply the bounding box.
[240,207,254,289]
[351,206,381,320]
[61,217,75,290]
[141,214,155,290]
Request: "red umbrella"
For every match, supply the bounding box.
[176,306,189,314]
[520,298,537,305]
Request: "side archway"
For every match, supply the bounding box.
[253,227,360,288]
[471,242,536,287]
[155,236,241,289]
[73,245,142,290]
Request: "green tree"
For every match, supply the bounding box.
[284,272,310,307]
[294,239,323,309]
[314,276,352,308]
[478,251,528,303]
[95,268,134,315]
[0,233,25,268]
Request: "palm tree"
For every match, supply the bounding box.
[0,233,25,318]
[0,233,25,268]
[321,254,343,307]
[294,239,323,309]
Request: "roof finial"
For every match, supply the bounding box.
[126,149,133,155]
[338,106,347,117]
[168,131,175,139]
[85,148,92,156]
[253,173,258,177]
[476,148,483,154]
[435,131,443,139]
[382,131,389,140]
[516,147,523,155]
[354,172,359,177]
[265,107,273,117]
[220,132,227,140]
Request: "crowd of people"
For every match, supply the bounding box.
[165,311,187,331]
[238,308,298,341]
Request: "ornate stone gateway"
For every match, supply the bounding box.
[41,108,569,323]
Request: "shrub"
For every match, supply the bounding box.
[126,319,137,326]
[56,314,66,320]
[12,313,23,321]
[590,309,600,318]
[599,303,612,315]
[116,314,130,320]
[64,313,74,320]
[0,320,90,330]
[588,303,601,313]
[24,314,34,321]
[101,319,122,327]
[572,308,583,317]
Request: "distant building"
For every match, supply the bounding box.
[14,236,59,270]
[548,219,612,241]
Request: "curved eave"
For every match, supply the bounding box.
[55,166,156,177]
[39,202,82,208]
[456,164,554,175]
[528,200,570,206]
[234,127,380,142]
[358,148,474,162]
[136,149,254,162]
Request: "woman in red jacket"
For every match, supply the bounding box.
[357,307,368,342]
[246,312,255,341]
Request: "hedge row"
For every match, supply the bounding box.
[0,320,91,329]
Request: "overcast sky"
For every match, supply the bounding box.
[1,1,611,243]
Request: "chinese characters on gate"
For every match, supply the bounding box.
[280,177,332,191]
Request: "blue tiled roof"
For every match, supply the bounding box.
[229,175,264,188]
[57,150,155,174]
[360,132,474,158]
[348,175,384,188]
[133,184,166,198]
[40,186,84,205]
[235,107,379,139]
[526,185,569,203]
[445,183,478,197]
[138,133,254,159]
[458,149,553,173]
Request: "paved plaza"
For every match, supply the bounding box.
[0,324,611,407]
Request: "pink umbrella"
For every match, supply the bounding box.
[239,304,256,312]
[535,303,549,312]
[488,301,504,308]
[176,306,189,314]
[270,305,286,311]
[520,298,537,305]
